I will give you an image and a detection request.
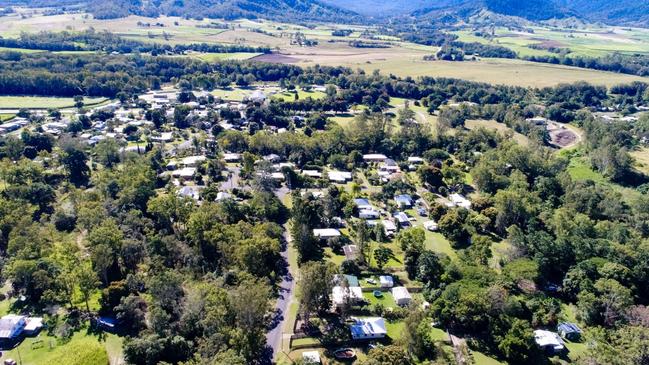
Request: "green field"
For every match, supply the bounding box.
[0,96,108,109]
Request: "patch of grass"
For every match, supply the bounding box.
[473,350,507,365]
[385,320,405,340]
[363,291,397,308]
[0,330,117,365]
[0,96,107,109]
[273,88,326,102]
[465,119,530,146]
[0,47,44,53]
[0,114,16,122]
[630,147,649,175]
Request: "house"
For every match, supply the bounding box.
[223,153,241,162]
[363,154,388,163]
[178,186,201,201]
[449,193,471,209]
[350,317,387,340]
[0,314,26,341]
[394,194,413,209]
[391,286,412,306]
[171,167,197,180]
[382,219,397,236]
[313,228,341,240]
[151,132,174,142]
[332,286,363,308]
[359,209,380,220]
[423,220,438,231]
[216,191,233,201]
[354,198,373,211]
[302,350,321,364]
[342,244,360,260]
[302,170,323,179]
[526,117,548,126]
[23,317,43,336]
[407,156,425,165]
[328,170,352,183]
[181,155,206,167]
[534,330,565,355]
[379,275,394,288]
[394,212,411,228]
[557,322,582,341]
[248,90,267,103]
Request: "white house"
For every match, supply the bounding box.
[151,132,174,142]
[392,286,412,306]
[332,286,363,308]
[171,167,197,180]
[328,170,352,183]
[181,155,207,167]
[382,220,397,236]
[313,228,341,240]
[379,275,394,288]
[350,317,387,340]
[23,317,43,336]
[533,330,565,354]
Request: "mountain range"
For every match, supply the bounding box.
[0,0,647,26]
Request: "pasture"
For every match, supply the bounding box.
[0,96,107,109]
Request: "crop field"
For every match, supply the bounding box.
[454,25,649,58]
[0,96,107,109]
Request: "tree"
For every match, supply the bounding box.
[60,143,90,186]
[402,310,436,360]
[497,319,537,364]
[77,263,99,312]
[360,345,413,365]
[374,246,392,270]
[416,250,444,286]
[298,261,337,322]
[578,326,649,365]
[115,294,147,335]
[438,210,470,248]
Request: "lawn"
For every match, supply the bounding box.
[0,329,120,365]
[0,96,107,109]
[273,89,326,102]
[363,291,397,308]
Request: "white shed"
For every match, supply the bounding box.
[391,286,412,306]
[379,275,394,288]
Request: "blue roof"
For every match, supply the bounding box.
[98,316,117,328]
[354,198,370,206]
[394,212,410,223]
[557,322,582,334]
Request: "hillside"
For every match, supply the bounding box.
[0,0,362,23]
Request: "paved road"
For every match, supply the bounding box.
[266,186,297,361]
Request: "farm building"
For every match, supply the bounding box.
[557,322,582,341]
[379,275,394,288]
[313,228,341,240]
[533,330,565,355]
[391,286,412,306]
[350,317,387,340]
